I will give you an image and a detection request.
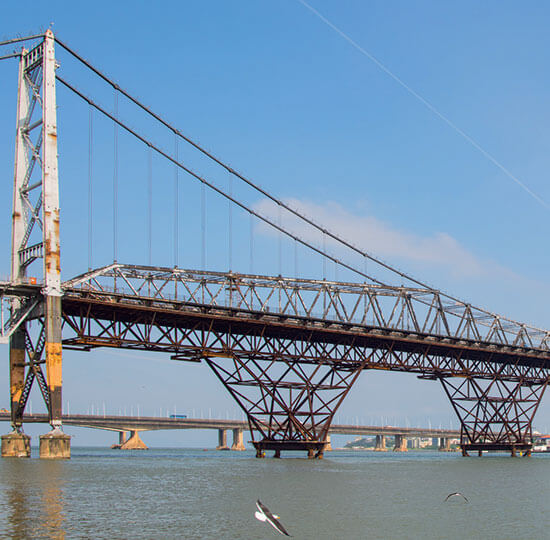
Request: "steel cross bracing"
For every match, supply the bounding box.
[63,264,550,360]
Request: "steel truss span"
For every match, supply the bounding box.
[50,264,549,456]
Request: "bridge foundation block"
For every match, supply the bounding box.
[39,428,71,459]
[231,428,245,451]
[374,435,387,452]
[1,431,31,458]
[216,429,229,450]
[324,434,333,452]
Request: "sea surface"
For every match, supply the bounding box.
[0,447,548,539]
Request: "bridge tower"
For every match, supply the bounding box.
[1,31,69,458]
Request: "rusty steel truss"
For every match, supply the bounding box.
[16,263,538,456]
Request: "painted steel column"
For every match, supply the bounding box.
[9,49,29,430]
[42,30,63,428]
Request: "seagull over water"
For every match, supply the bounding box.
[255,500,292,537]
[444,492,469,503]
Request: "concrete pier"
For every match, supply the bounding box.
[374,434,387,451]
[216,429,229,450]
[119,431,148,450]
[393,434,408,452]
[438,437,452,452]
[1,431,31,458]
[324,434,333,451]
[39,428,71,459]
[231,428,245,451]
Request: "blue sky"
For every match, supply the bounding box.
[1,1,550,447]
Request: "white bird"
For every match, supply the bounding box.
[444,492,469,503]
[255,500,291,537]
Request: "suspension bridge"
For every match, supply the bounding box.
[0,31,548,459]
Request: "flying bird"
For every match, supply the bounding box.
[255,500,291,537]
[444,492,469,503]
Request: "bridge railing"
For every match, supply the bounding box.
[63,263,550,352]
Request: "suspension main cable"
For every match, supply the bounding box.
[0,34,45,47]
[0,52,22,61]
[56,74,388,287]
[54,36,430,290]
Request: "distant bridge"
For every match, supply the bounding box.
[0,412,459,452]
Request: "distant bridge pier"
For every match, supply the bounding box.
[111,431,128,449]
[216,429,229,450]
[438,438,452,452]
[231,428,245,451]
[393,434,407,452]
[374,435,387,452]
[120,431,147,450]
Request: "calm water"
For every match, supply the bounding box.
[0,448,548,539]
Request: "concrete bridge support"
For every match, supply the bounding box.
[439,438,452,452]
[374,435,387,452]
[324,434,333,451]
[1,431,31,458]
[120,431,147,450]
[216,429,229,450]
[393,434,408,452]
[39,429,71,459]
[231,428,245,451]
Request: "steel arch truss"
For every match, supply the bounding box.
[440,373,548,456]
[204,352,369,456]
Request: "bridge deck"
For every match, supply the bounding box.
[0,413,460,438]
[61,291,550,372]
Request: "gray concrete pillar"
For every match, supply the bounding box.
[119,431,127,445]
[216,429,229,450]
[231,428,245,451]
[324,434,333,452]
